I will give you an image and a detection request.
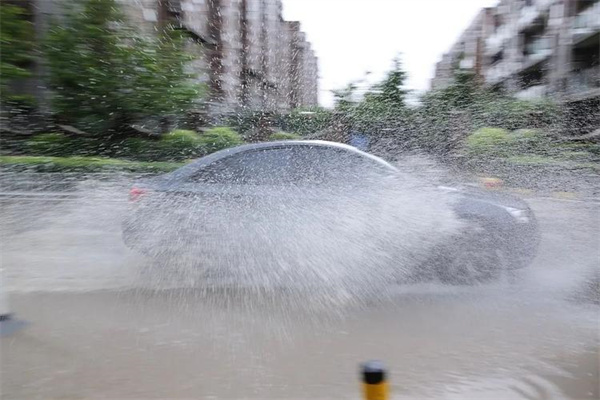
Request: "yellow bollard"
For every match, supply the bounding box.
[361,360,389,400]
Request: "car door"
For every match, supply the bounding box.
[167,147,301,248]
[288,145,396,245]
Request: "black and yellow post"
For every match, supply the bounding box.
[361,360,388,400]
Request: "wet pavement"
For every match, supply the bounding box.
[0,173,598,399]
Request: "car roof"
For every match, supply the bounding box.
[166,140,397,181]
[202,140,394,167]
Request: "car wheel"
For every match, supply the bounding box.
[435,222,506,285]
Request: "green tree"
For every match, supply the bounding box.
[332,82,358,112]
[333,56,409,128]
[284,107,332,135]
[45,0,202,135]
[370,55,408,109]
[0,3,34,102]
[421,70,482,113]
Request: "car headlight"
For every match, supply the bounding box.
[503,206,530,223]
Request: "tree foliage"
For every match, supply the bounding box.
[416,69,561,155]
[282,107,332,135]
[0,3,35,101]
[44,0,202,135]
[199,127,244,153]
[268,132,301,141]
[332,82,358,112]
[368,56,408,109]
[332,55,409,132]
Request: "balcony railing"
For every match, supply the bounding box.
[167,0,182,15]
[518,5,539,28]
[572,1,600,32]
[514,84,548,100]
[485,25,509,54]
[459,58,475,70]
[566,67,600,95]
[524,36,552,57]
[485,62,512,84]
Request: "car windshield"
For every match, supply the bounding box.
[1,0,598,399]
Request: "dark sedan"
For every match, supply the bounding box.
[123,140,539,285]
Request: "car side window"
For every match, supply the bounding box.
[188,148,295,185]
[291,146,393,185]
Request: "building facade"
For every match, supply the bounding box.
[432,0,599,111]
[120,0,319,115]
[431,8,494,90]
[23,0,319,117]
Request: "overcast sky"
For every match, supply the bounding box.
[282,0,498,107]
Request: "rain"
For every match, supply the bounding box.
[0,0,599,399]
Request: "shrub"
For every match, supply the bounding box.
[282,107,332,135]
[198,127,243,154]
[27,133,69,156]
[465,127,514,158]
[162,129,201,144]
[0,155,184,172]
[115,137,159,160]
[509,129,543,153]
[26,133,98,156]
[158,129,203,160]
[268,132,301,141]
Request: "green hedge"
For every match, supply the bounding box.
[27,133,99,156]
[464,126,600,171]
[508,129,552,154]
[198,127,243,154]
[156,129,204,160]
[268,132,301,141]
[0,155,185,172]
[465,127,513,158]
[25,128,245,162]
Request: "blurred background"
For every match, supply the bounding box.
[1,1,598,399]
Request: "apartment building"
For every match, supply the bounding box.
[285,21,319,109]
[121,0,319,114]
[21,0,319,116]
[432,0,599,117]
[431,8,494,90]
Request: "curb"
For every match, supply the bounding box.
[478,177,597,203]
[506,189,599,203]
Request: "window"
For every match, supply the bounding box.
[189,147,295,185]
[188,146,394,186]
[575,0,597,15]
[291,146,394,185]
[494,14,503,32]
[491,50,504,65]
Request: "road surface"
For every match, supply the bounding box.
[0,172,598,399]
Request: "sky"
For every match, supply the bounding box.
[282,0,498,107]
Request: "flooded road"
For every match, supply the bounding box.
[1,173,598,399]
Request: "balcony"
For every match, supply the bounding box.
[565,67,600,100]
[518,5,540,28]
[165,0,182,15]
[459,58,475,70]
[514,84,548,100]
[517,0,553,32]
[572,1,600,43]
[485,62,512,85]
[485,26,509,55]
[522,36,553,68]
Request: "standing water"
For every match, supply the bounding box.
[1,160,598,399]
